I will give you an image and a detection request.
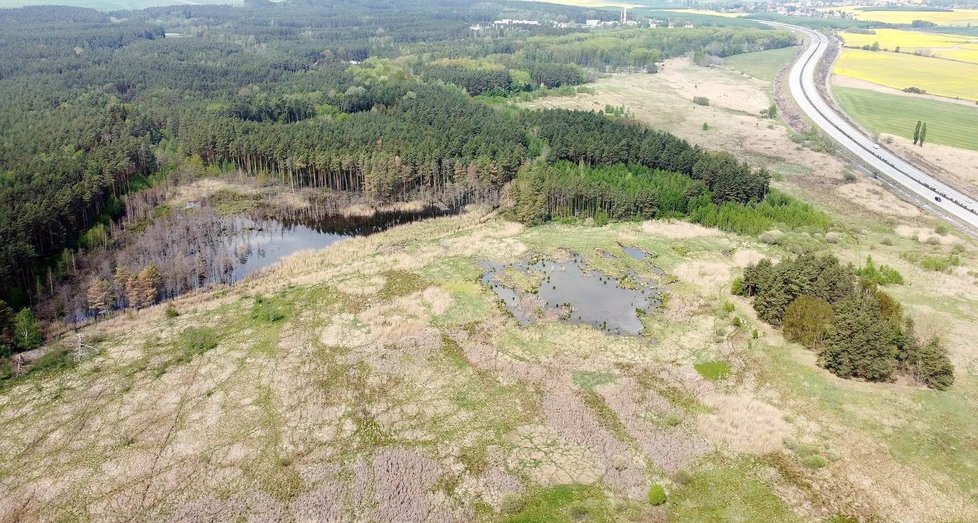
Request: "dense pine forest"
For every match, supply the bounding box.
[0,0,795,353]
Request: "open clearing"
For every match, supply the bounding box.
[839,28,978,64]
[723,46,798,82]
[834,48,978,102]
[833,86,978,151]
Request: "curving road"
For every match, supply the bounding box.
[766,21,978,231]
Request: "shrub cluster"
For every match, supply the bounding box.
[738,253,953,388]
[856,256,904,286]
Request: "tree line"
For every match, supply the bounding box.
[523,109,771,204]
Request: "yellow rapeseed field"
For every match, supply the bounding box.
[834,48,978,101]
[825,7,978,26]
[840,29,978,64]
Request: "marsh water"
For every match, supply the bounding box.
[481,255,662,335]
[228,207,452,281]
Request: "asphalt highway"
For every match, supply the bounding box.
[766,21,978,230]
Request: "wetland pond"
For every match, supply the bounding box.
[481,254,664,335]
[227,207,451,281]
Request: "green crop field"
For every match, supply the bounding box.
[834,86,978,151]
[724,46,798,82]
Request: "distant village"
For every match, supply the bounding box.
[468,2,944,32]
[470,7,697,32]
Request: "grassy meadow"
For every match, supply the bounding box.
[723,46,797,82]
[840,29,978,64]
[834,48,978,102]
[833,86,978,151]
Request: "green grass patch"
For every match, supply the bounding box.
[580,390,633,443]
[759,341,978,503]
[378,270,428,299]
[433,282,495,326]
[668,458,801,522]
[208,189,262,215]
[694,360,732,381]
[724,47,797,82]
[834,86,978,151]
[251,294,288,322]
[420,256,484,284]
[0,343,91,391]
[176,327,220,363]
[501,484,621,523]
[901,251,962,272]
[572,370,617,391]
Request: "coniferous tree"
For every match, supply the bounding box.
[918,123,927,147]
[913,120,921,145]
[822,288,898,381]
[898,318,954,389]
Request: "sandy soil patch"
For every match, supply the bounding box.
[672,261,733,296]
[656,58,771,115]
[168,178,259,206]
[640,219,722,239]
[881,134,978,199]
[894,225,958,245]
[836,181,921,218]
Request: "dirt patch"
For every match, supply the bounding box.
[672,261,734,296]
[836,181,922,218]
[881,134,978,200]
[894,225,958,245]
[640,219,722,239]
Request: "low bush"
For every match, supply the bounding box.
[648,484,667,506]
[164,303,180,319]
[856,256,904,286]
[252,295,286,322]
[730,276,745,296]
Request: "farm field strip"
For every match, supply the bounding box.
[840,28,978,64]
[833,86,978,151]
[834,48,978,102]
